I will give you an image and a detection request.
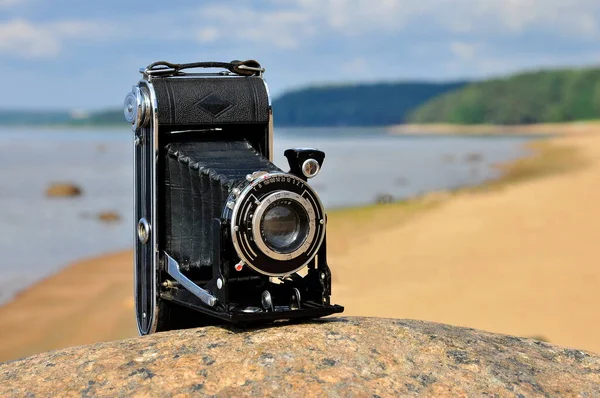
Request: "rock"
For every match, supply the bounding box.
[45,183,82,198]
[97,211,121,223]
[394,176,408,186]
[375,193,394,204]
[1,317,599,396]
[465,152,484,163]
[442,154,456,163]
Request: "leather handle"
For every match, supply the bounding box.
[145,60,264,77]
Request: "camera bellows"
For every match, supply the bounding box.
[163,140,280,271]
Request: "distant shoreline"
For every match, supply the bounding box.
[388,121,600,135]
[3,121,600,134]
[0,123,127,130]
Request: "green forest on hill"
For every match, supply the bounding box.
[272,82,466,126]
[409,68,600,125]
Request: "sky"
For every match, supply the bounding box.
[1,0,599,110]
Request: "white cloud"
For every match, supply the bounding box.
[341,57,369,74]
[196,5,314,49]
[196,27,219,43]
[301,0,418,33]
[0,19,60,57]
[450,0,600,38]
[187,0,600,53]
[329,0,600,38]
[194,0,418,47]
[450,42,479,60]
[50,20,112,38]
[0,18,121,58]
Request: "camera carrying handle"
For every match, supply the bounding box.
[144,60,264,77]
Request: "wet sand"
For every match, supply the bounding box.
[2,124,600,362]
[0,251,136,362]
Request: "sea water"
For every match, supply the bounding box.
[0,126,534,304]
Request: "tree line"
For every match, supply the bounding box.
[273,81,466,126]
[409,68,600,124]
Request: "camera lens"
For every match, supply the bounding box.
[230,176,326,275]
[260,201,309,253]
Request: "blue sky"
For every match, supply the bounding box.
[1,0,599,110]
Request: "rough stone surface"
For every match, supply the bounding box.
[1,317,599,397]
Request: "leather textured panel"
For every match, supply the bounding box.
[152,77,269,126]
[163,140,281,271]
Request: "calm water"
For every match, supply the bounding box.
[0,127,534,304]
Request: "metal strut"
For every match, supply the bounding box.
[165,252,217,307]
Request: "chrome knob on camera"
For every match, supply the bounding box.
[302,158,320,178]
[124,86,150,132]
[284,148,324,180]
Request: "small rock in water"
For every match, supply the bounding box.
[465,152,484,162]
[375,193,394,204]
[45,183,82,198]
[442,154,456,163]
[97,211,121,223]
[394,176,408,186]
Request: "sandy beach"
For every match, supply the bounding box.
[2,123,600,362]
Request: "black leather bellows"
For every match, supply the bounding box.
[163,139,280,271]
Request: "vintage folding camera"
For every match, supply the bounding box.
[124,60,344,334]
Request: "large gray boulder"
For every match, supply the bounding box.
[1,317,599,396]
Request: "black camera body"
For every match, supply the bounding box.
[124,60,343,334]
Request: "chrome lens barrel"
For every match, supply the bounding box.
[252,190,316,261]
[260,197,309,253]
[224,172,326,277]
